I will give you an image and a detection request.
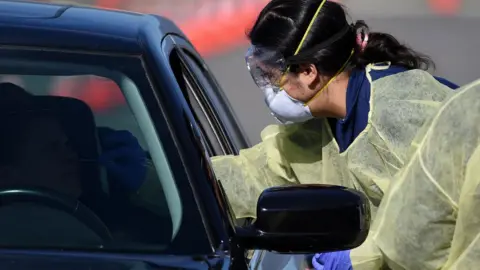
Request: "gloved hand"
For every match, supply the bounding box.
[311,251,352,270]
[97,127,147,191]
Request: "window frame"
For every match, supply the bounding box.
[169,51,223,156]
[168,38,250,156]
[161,35,260,265]
[169,50,234,157]
[169,49,245,224]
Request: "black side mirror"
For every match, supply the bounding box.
[236,185,370,253]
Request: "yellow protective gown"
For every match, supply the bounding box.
[211,63,455,269]
[211,63,452,220]
[365,78,480,269]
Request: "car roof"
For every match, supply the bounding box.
[0,0,185,54]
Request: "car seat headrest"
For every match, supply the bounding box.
[0,82,35,108]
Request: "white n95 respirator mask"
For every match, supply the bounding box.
[263,86,313,125]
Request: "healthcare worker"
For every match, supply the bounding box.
[360,77,480,269]
[210,0,458,268]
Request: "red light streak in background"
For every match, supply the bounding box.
[51,0,463,112]
[428,0,462,15]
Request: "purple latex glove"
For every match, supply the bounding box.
[312,251,352,270]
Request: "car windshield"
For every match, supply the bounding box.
[0,50,210,255]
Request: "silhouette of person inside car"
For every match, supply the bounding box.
[0,82,170,245]
[0,106,82,198]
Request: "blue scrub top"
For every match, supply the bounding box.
[329,66,459,153]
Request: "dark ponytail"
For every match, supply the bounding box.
[248,0,435,76]
[351,20,435,70]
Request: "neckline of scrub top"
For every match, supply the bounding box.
[333,66,458,152]
[340,68,367,124]
[332,66,408,153]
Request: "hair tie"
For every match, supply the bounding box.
[359,33,369,51]
[352,24,369,52]
[355,25,369,52]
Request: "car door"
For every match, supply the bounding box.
[173,47,308,270]
[160,35,312,270]
[0,41,229,268]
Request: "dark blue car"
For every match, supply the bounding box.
[0,1,371,269]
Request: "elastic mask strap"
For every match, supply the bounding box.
[277,0,327,87]
[294,0,327,55]
[305,49,355,106]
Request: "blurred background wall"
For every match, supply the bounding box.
[36,0,480,143]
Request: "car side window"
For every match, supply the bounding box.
[169,49,230,157]
[169,48,254,229]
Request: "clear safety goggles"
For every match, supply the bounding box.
[245,0,355,101]
[245,46,289,91]
[246,0,329,91]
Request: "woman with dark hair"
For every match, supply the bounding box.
[211,0,459,269]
